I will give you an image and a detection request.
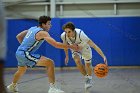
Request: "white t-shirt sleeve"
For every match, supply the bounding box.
[61,32,66,43]
[80,31,90,43]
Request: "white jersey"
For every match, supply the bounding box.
[61,28,92,61]
[61,28,90,47]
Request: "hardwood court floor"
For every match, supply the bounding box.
[4,67,140,93]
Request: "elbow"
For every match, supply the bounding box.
[16,35,22,43]
[16,35,18,39]
[16,35,20,40]
[16,36,19,41]
[16,36,20,41]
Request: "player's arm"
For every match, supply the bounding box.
[87,39,108,65]
[64,46,69,57]
[60,33,69,57]
[36,31,77,49]
[44,36,69,49]
[16,30,28,44]
[60,34,69,65]
[63,42,69,65]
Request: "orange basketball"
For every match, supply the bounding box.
[94,63,109,78]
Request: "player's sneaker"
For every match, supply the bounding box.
[7,83,18,93]
[85,77,93,90]
[48,85,65,93]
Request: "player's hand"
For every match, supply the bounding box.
[69,44,79,51]
[65,56,69,66]
[75,44,83,51]
[103,56,108,66]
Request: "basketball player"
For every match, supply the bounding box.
[61,22,108,90]
[7,16,79,93]
[0,0,7,93]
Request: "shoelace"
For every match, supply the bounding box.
[54,85,62,91]
[13,85,18,92]
[50,84,61,91]
[86,78,92,84]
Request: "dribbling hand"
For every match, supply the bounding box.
[103,56,108,66]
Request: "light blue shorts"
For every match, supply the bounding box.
[16,51,41,68]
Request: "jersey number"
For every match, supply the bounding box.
[26,31,32,38]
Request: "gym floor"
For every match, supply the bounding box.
[4,67,140,93]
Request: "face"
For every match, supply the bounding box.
[64,28,75,38]
[42,21,52,31]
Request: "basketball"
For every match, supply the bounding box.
[94,63,109,78]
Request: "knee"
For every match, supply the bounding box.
[74,56,81,65]
[46,59,54,67]
[85,63,92,68]
[17,68,27,75]
[75,60,82,66]
[20,71,26,75]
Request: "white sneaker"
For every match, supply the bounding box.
[85,78,93,90]
[7,83,18,93]
[48,85,65,93]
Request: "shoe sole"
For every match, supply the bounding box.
[85,85,92,93]
[7,88,18,93]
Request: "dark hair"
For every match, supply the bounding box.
[39,16,51,26]
[62,22,75,31]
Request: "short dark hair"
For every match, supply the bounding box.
[39,16,51,26]
[62,22,75,31]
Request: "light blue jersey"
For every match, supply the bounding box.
[16,26,45,67]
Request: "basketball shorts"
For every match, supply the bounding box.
[16,50,41,68]
[71,46,92,63]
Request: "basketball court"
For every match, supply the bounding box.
[4,67,140,93]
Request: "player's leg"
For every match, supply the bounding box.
[7,52,29,93]
[73,54,87,76]
[82,47,93,90]
[7,66,27,93]
[85,60,92,76]
[82,47,92,75]
[84,60,93,90]
[36,56,55,84]
[12,66,27,84]
[36,56,65,93]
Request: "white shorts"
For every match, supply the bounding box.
[71,46,92,63]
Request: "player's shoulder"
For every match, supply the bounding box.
[28,26,38,30]
[75,28,83,33]
[61,32,66,37]
[36,30,49,37]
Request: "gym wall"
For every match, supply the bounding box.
[5,17,140,67]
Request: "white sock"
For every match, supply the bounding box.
[12,82,17,86]
[87,76,92,79]
[85,74,92,79]
[84,74,88,78]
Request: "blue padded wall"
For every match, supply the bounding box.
[5,17,140,67]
